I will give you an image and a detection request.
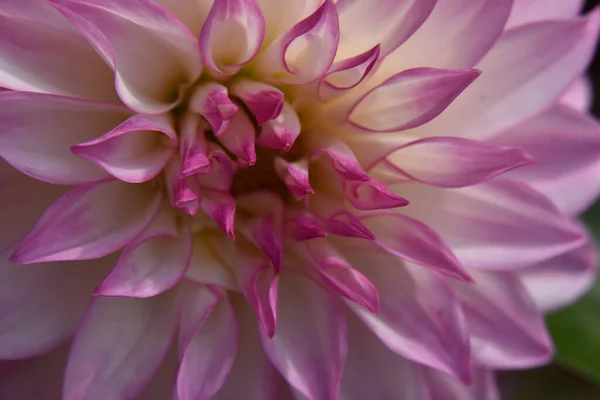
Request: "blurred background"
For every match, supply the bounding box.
[499,1,600,398]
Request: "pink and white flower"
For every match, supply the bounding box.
[0,0,599,399]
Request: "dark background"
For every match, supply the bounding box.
[499,1,600,398]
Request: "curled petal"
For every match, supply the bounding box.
[218,109,257,167]
[197,149,237,192]
[311,138,370,181]
[180,113,211,177]
[72,114,177,183]
[275,157,313,199]
[199,0,265,75]
[308,194,374,240]
[370,137,533,188]
[49,0,203,113]
[255,0,340,85]
[165,159,201,216]
[348,68,480,132]
[94,205,192,298]
[256,101,301,151]
[178,284,238,400]
[285,211,327,241]
[11,180,160,264]
[201,190,237,239]
[0,92,130,185]
[189,83,238,136]
[343,178,409,210]
[230,79,284,124]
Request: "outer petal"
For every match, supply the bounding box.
[261,272,347,400]
[95,205,192,298]
[335,0,434,60]
[507,0,584,28]
[451,270,552,369]
[420,367,500,400]
[560,77,592,112]
[519,238,598,312]
[348,68,480,132]
[340,311,426,400]
[377,0,512,74]
[199,0,265,75]
[0,92,130,185]
[49,0,203,113]
[420,11,600,139]
[11,180,161,264]
[178,284,238,400]
[255,0,340,85]
[63,291,179,400]
[343,250,472,383]
[0,0,117,101]
[370,137,532,188]
[72,114,178,183]
[185,232,238,290]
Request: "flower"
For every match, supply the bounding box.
[0,0,599,398]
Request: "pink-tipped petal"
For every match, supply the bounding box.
[507,0,584,28]
[200,190,237,238]
[344,250,472,383]
[185,233,238,290]
[519,237,597,312]
[165,159,201,216]
[0,0,117,101]
[189,83,238,136]
[275,157,314,199]
[0,92,130,185]
[256,0,340,85]
[349,68,480,133]
[63,291,178,400]
[319,45,380,101]
[11,180,160,264]
[285,211,327,241]
[261,272,347,400]
[451,269,553,369]
[72,114,177,183]
[343,178,409,210]
[230,79,284,124]
[308,194,374,240]
[199,0,265,75]
[360,212,472,282]
[180,113,211,177]
[218,108,257,167]
[256,102,301,151]
[335,0,434,59]
[371,137,533,188]
[422,10,600,140]
[178,284,238,400]
[311,138,370,181]
[300,239,379,313]
[235,243,279,337]
[94,205,192,298]
[197,149,237,192]
[49,0,202,114]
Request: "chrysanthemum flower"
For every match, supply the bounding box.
[0,0,599,398]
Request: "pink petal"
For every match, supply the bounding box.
[256,102,302,151]
[341,311,424,400]
[519,237,597,312]
[275,157,313,199]
[255,0,340,85]
[72,114,177,183]
[218,108,257,167]
[189,82,238,136]
[185,232,238,290]
[507,0,584,28]
[63,291,178,400]
[285,211,327,241]
[344,250,472,383]
[0,0,118,101]
[491,105,600,215]
[235,243,279,337]
[319,45,380,101]
[420,366,500,400]
[230,79,284,124]
[343,178,409,210]
[197,149,237,192]
[378,0,512,73]
[308,194,374,240]
[300,239,379,313]
[178,284,238,400]
[411,179,586,270]
[370,137,533,188]
[165,158,201,216]
[260,272,347,400]
[212,300,279,400]
[0,92,130,185]
[200,190,237,238]
[152,0,214,36]
[311,138,370,181]
[560,77,592,112]
[199,0,265,75]
[11,180,161,264]
[335,0,434,59]
[451,269,552,369]
[257,0,322,41]
[360,212,472,281]
[94,205,192,298]
[422,10,600,140]
[49,0,202,113]
[349,68,480,132]
[179,113,211,177]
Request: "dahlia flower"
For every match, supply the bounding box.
[0,0,599,398]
